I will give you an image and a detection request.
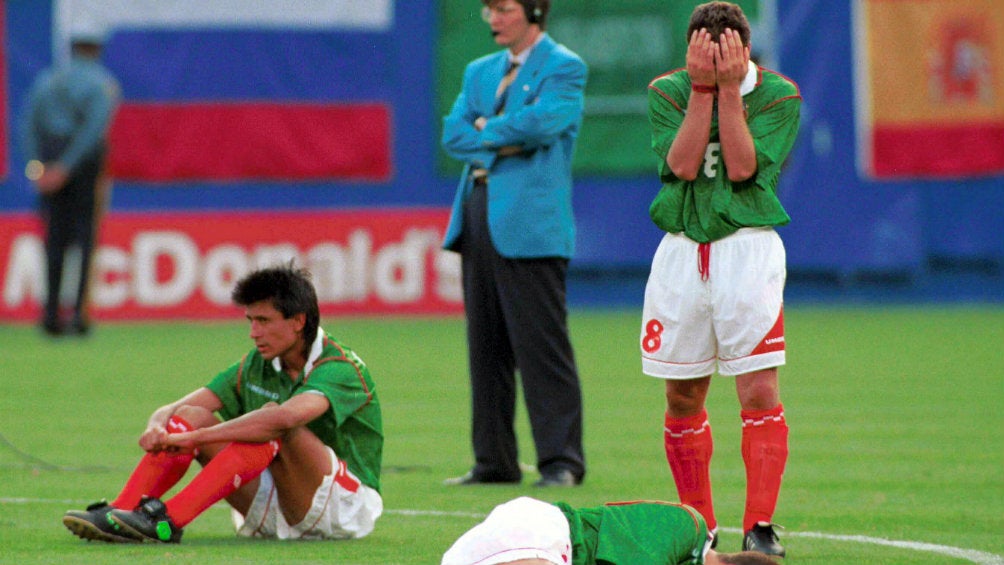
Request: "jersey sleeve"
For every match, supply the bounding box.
[297,360,374,427]
[750,93,801,193]
[205,356,246,421]
[647,76,687,180]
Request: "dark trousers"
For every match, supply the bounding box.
[460,182,585,481]
[39,157,101,326]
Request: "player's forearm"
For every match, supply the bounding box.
[666,91,714,180]
[187,413,285,445]
[716,85,757,181]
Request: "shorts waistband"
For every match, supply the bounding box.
[675,227,775,244]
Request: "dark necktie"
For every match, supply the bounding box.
[494,61,520,115]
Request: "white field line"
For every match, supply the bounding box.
[4,498,1001,565]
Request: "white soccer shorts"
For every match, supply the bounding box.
[441,497,572,565]
[641,227,786,378]
[232,446,383,540]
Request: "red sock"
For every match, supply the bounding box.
[111,415,196,510]
[741,404,789,532]
[664,410,716,531]
[165,440,280,527]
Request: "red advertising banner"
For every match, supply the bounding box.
[856,0,1004,178]
[109,103,393,182]
[0,209,462,321]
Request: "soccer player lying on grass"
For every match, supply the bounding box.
[62,263,383,543]
[442,497,781,565]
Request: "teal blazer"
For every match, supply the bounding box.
[441,34,587,259]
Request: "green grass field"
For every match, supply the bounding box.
[1,307,1002,564]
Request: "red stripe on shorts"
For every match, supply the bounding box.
[749,307,785,356]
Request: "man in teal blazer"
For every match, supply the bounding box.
[441,0,588,488]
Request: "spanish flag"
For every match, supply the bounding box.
[855,0,1004,178]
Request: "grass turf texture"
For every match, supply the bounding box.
[1,307,1001,564]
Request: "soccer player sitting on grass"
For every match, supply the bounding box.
[62,263,383,543]
[442,497,781,565]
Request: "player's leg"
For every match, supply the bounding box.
[110,412,205,511]
[663,377,717,531]
[267,426,382,539]
[736,368,788,555]
[63,411,202,542]
[107,405,278,542]
[262,423,332,525]
[159,405,279,527]
[641,232,719,531]
[711,228,788,556]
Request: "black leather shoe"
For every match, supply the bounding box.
[443,470,520,486]
[534,469,580,487]
[743,522,786,557]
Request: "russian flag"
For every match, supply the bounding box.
[57,0,395,183]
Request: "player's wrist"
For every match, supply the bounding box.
[691,83,717,95]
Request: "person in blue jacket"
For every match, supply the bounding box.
[23,24,120,336]
[440,0,588,488]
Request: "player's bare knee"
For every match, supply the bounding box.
[665,378,711,416]
[735,369,780,409]
[173,405,219,429]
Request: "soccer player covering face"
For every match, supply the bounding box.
[441,496,784,565]
[62,263,383,543]
[643,1,801,557]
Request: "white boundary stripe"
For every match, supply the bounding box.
[7,498,1001,564]
[787,531,1004,565]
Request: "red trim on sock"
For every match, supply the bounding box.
[741,404,788,531]
[664,410,716,530]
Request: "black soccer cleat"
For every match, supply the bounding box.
[109,497,183,543]
[743,522,786,557]
[63,500,139,543]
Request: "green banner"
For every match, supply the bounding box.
[436,0,762,176]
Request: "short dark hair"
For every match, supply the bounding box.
[687,1,751,47]
[232,263,320,349]
[482,0,550,30]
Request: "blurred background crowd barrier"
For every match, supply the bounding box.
[1,0,1001,320]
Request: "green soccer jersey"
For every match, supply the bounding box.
[556,501,710,565]
[206,330,383,492]
[647,65,801,243]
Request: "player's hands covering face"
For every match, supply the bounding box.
[686,28,717,87]
[686,27,751,89]
[715,28,750,88]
